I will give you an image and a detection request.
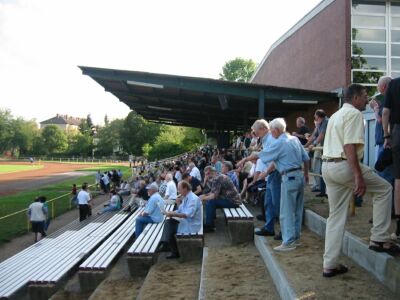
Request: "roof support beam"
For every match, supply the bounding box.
[258,89,265,119]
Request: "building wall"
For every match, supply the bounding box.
[252,0,351,93]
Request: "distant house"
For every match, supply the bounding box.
[40,114,82,131]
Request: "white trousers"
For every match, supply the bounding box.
[322,160,392,269]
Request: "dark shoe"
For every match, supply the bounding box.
[158,242,170,252]
[274,232,282,241]
[203,225,215,233]
[316,193,327,198]
[256,214,265,221]
[323,264,348,278]
[369,241,400,256]
[255,229,275,236]
[166,252,180,259]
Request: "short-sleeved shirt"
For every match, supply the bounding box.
[297,125,310,145]
[322,103,365,160]
[384,77,400,124]
[258,133,309,173]
[190,166,202,181]
[210,174,241,205]
[28,202,47,222]
[77,190,91,205]
[165,180,177,200]
[312,117,329,146]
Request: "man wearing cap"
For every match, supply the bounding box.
[135,182,164,237]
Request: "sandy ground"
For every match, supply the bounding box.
[0,162,101,195]
[259,229,398,299]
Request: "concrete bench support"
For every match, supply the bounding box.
[227,219,254,245]
[176,237,203,261]
[127,256,155,277]
[78,270,107,293]
[28,283,57,300]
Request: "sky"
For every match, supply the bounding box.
[0,0,322,125]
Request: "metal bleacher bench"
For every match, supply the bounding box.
[223,204,254,244]
[126,204,174,277]
[78,207,143,292]
[0,211,131,300]
[175,206,204,262]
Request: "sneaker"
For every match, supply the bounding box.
[273,243,296,252]
[255,229,275,236]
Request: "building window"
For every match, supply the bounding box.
[352,0,400,94]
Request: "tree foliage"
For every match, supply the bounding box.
[219,57,257,82]
[41,125,68,154]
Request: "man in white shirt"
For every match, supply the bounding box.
[189,162,202,181]
[164,173,177,204]
[77,183,92,221]
[28,197,48,242]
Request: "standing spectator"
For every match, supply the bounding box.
[239,118,309,251]
[39,196,50,232]
[292,117,310,145]
[322,84,398,278]
[135,182,164,237]
[71,184,78,207]
[27,197,48,242]
[200,166,242,233]
[160,180,202,259]
[305,109,329,197]
[77,183,92,221]
[95,170,101,190]
[383,77,400,240]
[102,172,110,193]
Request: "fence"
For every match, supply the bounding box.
[0,184,99,242]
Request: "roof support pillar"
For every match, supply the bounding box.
[258,89,265,119]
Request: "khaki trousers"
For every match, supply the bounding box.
[322,160,392,269]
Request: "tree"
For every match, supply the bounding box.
[0,109,14,153]
[219,57,257,82]
[67,131,93,156]
[41,125,68,154]
[104,114,109,126]
[96,119,124,155]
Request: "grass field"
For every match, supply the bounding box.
[0,164,43,174]
[0,165,131,242]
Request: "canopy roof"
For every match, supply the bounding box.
[80,66,338,130]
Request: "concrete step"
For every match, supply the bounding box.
[255,228,398,299]
[305,209,400,295]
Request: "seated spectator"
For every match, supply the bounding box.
[159,180,202,259]
[211,155,222,174]
[124,180,149,211]
[118,181,131,196]
[182,173,202,195]
[135,182,165,237]
[200,166,242,232]
[158,173,167,197]
[28,197,48,242]
[100,190,122,214]
[174,165,182,183]
[188,162,202,181]
[221,161,239,191]
[164,173,178,204]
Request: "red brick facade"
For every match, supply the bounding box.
[252,0,351,93]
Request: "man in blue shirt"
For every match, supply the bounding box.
[159,180,202,259]
[135,182,164,237]
[239,118,309,252]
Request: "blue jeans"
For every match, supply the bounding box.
[280,171,305,245]
[376,144,395,184]
[205,199,237,227]
[135,216,155,237]
[102,206,119,214]
[263,170,281,233]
